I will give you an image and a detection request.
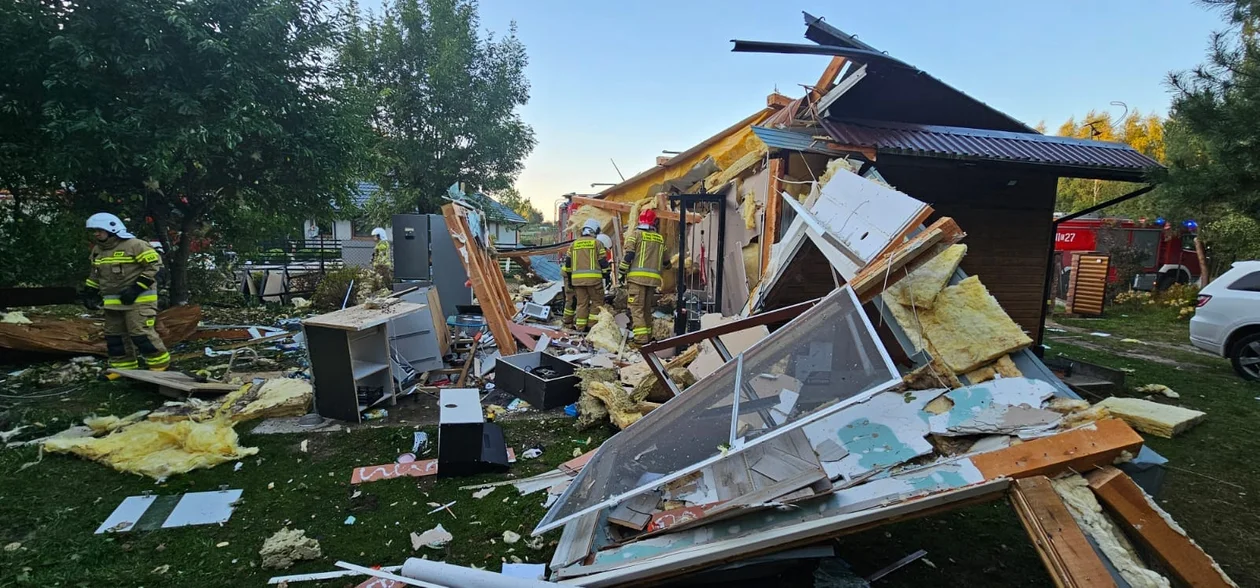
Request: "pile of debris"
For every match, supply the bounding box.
[511,166,1236,587]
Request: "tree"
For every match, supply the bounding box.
[1159,0,1260,276]
[494,187,543,223]
[0,0,372,302]
[345,0,535,215]
[1052,110,1166,218]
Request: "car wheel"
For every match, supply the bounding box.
[1230,333,1260,382]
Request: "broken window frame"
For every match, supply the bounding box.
[534,285,900,535]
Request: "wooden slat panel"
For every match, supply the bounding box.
[971,419,1144,480]
[1010,476,1117,588]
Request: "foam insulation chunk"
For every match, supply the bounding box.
[1094,397,1205,438]
[887,244,967,310]
[916,276,1033,373]
[963,354,1022,384]
[585,381,644,429]
[43,418,259,479]
[1,311,32,324]
[260,528,322,569]
[1051,476,1171,588]
[586,308,622,353]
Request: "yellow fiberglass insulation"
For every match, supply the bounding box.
[43,418,258,479]
[880,292,927,353]
[887,244,967,310]
[962,354,1022,384]
[219,378,313,423]
[1051,476,1171,588]
[741,189,758,230]
[586,308,623,353]
[916,276,1032,374]
[84,410,150,435]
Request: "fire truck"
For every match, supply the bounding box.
[1053,216,1201,297]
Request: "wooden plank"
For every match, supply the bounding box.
[442,204,517,355]
[303,302,424,331]
[107,370,240,393]
[570,195,702,223]
[426,287,450,357]
[551,510,602,571]
[1086,466,1238,588]
[760,158,785,275]
[971,419,1144,481]
[608,493,658,531]
[849,217,966,303]
[810,56,848,101]
[1010,476,1117,588]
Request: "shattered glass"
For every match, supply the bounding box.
[534,286,898,534]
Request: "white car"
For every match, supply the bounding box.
[1190,260,1260,381]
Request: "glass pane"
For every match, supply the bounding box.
[1131,230,1159,266]
[533,286,898,534]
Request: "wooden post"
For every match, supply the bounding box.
[760,157,785,275]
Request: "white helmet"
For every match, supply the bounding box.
[371,227,388,241]
[581,219,601,236]
[86,213,134,239]
[595,234,612,249]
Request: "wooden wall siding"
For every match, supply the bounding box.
[875,162,1059,338]
[1066,253,1109,316]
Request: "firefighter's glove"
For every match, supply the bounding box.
[81,287,103,311]
[119,283,147,305]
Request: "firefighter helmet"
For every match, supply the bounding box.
[86,213,134,239]
[581,219,601,236]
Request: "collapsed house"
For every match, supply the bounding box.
[512,16,1229,586]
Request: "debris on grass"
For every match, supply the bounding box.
[42,418,259,479]
[502,530,521,544]
[411,524,453,550]
[1135,383,1179,399]
[472,487,496,499]
[260,528,322,570]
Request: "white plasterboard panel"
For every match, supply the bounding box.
[808,168,928,264]
[556,479,1008,585]
[778,190,864,278]
[803,389,945,481]
[533,286,899,535]
[925,377,1058,436]
[95,495,157,534]
[438,388,483,424]
[161,489,243,528]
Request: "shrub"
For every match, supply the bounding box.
[310,267,370,311]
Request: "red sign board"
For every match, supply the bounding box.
[1054,228,1097,252]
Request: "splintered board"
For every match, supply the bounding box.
[442,203,518,355]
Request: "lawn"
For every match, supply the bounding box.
[0,302,1255,587]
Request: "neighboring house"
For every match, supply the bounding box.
[453,189,528,247]
[303,182,385,241]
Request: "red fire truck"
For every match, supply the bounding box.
[1053,216,1201,297]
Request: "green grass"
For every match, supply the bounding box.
[1055,303,1192,347]
[2,302,1257,587]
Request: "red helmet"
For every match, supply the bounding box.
[638,209,657,226]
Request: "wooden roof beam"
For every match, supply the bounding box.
[569,195,703,224]
[810,56,848,102]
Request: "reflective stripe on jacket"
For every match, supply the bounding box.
[87,237,162,310]
[624,230,666,287]
[567,238,608,286]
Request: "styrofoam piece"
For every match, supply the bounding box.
[95,495,158,534]
[161,489,243,528]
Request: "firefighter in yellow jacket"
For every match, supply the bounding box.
[619,209,670,344]
[82,213,169,378]
[564,219,609,331]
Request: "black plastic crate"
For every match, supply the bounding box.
[494,351,581,410]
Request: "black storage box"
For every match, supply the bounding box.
[494,351,581,410]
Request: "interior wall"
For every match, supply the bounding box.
[875,160,1059,341]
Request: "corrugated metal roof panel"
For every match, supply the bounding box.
[528,255,562,282]
[821,119,1161,176]
[751,126,848,157]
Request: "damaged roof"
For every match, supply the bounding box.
[821,118,1162,181]
[750,126,850,157]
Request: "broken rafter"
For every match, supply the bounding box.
[569,195,702,224]
[809,56,848,102]
[441,203,517,355]
[1085,466,1238,588]
[1010,476,1117,588]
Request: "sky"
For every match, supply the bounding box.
[367,0,1230,220]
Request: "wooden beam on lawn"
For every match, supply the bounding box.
[1010,476,1117,588]
[570,195,702,224]
[970,419,1144,480]
[810,56,847,102]
[760,157,785,275]
[1085,466,1238,588]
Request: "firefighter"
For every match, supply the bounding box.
[566,219,609,331]
[82,213,169,379]
[369,227,392,294]
[619,209,670,344]
[560,255,577,328]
